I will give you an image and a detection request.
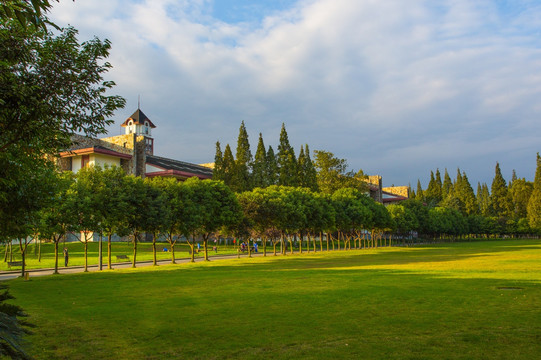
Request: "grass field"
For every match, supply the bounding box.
[6,239,541,359]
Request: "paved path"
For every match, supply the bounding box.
[0,251,278,281]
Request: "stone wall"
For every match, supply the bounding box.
[383,186,410,198]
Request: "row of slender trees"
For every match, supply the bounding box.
[9,151,541,279]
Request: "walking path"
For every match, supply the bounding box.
[0,251,277,281]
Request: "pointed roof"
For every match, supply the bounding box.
[121,109,156,128]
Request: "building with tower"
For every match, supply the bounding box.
[58,108,213,180]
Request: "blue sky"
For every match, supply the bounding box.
[49,0,541,188]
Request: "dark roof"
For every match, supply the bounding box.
[146,155,212,179]
[121,109,156,128]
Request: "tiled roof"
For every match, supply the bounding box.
[146,155,212,179]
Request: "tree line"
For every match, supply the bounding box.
[410,158,541,236]
[4,152,541,281]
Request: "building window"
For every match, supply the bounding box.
[81,155,90,168]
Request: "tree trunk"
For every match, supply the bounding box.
[299,233,303,254]
[38,238,42,263]
[18,238,27,278]
[263,236,267,257]
[132,234,138,268]
[273,240,277,256]
[247,237,252,258]
[54,240,59,275]
[152,233,157,266]
[84,238,88,272]
[108,234,113,270]
[204,236,209,261]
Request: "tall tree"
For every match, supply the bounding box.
[232,121,252,192]
[415,180,424,202]
[1,21,125,228]
[489,162,511,218]
[212,141,224,181]
[442,169,453,199]
[252,133,267,188]
[477,182,491,216]
[425,171,442,206]
[313,150,366,194]
[266,145,278,186]
[222,144,235,187]
[527,154,541,230]
[298,144,318,191]
[510,177,533,220]
[277,123,298,187]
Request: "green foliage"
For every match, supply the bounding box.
[265,145,278,186]
[387,204,418,234]
[0,0,56,30]
[313,150,367,194]
[251,134,267,188]
[489,163,512,218]
[509,178,533,219]
[298,144,318,191]
[0,284,32,360]
[277,123,298,187]
[442,168,453,199]
[212,141,224,181]
[221,144,235,187]
[232,121,252,192]
[528,154,541,230]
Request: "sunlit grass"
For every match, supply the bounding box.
[7,239,541,359]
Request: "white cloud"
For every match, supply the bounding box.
[48,0,541,186]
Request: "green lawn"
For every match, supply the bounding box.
[6,239,541,359]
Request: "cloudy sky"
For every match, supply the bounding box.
[49,0,541,188]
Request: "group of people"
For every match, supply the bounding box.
[239,241,258,253]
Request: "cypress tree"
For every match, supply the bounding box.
[266,145,278,186]
[252,133,267,188]
[212,141,224,181]
[489,162,511,218]
[425,171,441,205]
[527,153,541,230]
[435,169,443,200]
[415,180,424,202]
[459,171,479,215]
[297,145,306,185]
[442,168,453,199]
[277,123,298,186]
[233,121,252,192]
[477,182,491,216]
[510,177,533,219]
[222,144,235,188]
[303,144,318,191]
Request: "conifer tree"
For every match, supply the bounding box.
[212,141,224,181]
[442,168,453,199]
[222,144,235,188]
[477,182,491,216]
[510,177,533,219]
[266,145,278,186]
[233,121,252,192]
[435,169,443,200]
[297,145,306,185]
[527,153,541,230]
[458,171,479,215]
[425,171,441,205]
[277,123,298,186]
[415,180,424,202]
[489,162,511,218]
[252,133,267,188]
[303,144,318,191]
